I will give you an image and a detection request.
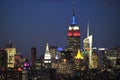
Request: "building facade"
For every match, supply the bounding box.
[5,41,16,68]
[44,43,52,68]
[67,14,80,56]
[105,47,120,69]
[49,46,58,59]
[83,23,93,69]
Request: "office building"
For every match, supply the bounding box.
[5,40,16,68]
[67,12,80,56]
[83,22,93,69]
[49,46,58,59]
[44,43,51,68]
[14,53,23,68]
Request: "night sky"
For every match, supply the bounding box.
[0,0,120,58]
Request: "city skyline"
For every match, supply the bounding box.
[0,0,120,58]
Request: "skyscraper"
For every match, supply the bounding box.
[31,47,37,68]
[49,46,58,59]
[5,40,16,68]
[83,22,93,69]
[67,12,80,56]
[44,43,51,68]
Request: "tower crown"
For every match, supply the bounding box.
[44,43,51,60]
[75,49,83,59]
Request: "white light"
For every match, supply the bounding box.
[55,55,58,59]
[69,26,79,30]
[73,26,79,30]
[69,27,72,30]
[44,53,51,59]
[44,60,51,63]
[98,48,105,51]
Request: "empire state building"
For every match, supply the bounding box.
[67,13,80,56]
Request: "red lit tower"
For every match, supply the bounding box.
[67,12,80,56]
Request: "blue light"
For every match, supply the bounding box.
[57,47,63,51]
[71,16,76,24]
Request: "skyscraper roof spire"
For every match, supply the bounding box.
[87,21,90,37]
[75,49,83,59]
[45,43,49,53]
[44,43,51,63]
[71,0,76,24]
[6,37,14,48]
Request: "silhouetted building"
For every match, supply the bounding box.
[14,53,23,68]
[98,48,106,69]
[35,59,42,70]
[0,50,7,71]
[61,51,72,61]
[31,47,37,68]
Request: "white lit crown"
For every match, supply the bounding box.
[69,26,79,30]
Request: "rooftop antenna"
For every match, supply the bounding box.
[87,21,90,37]
[9,37,12,44]
[71,0,76,24]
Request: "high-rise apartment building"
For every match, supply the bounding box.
[67,13,80,56]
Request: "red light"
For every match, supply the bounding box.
[68,30,80,37]
[73,31,80,36]
[68,31,72,36]
[2,67,5,71]
[18,67,22,71]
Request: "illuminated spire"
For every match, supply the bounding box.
[75,49,83,59]
[44,43,51,61]
[87,22,90,37]
[9,39,11,44]
[71,0,76,24]
[45,43,49,53]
